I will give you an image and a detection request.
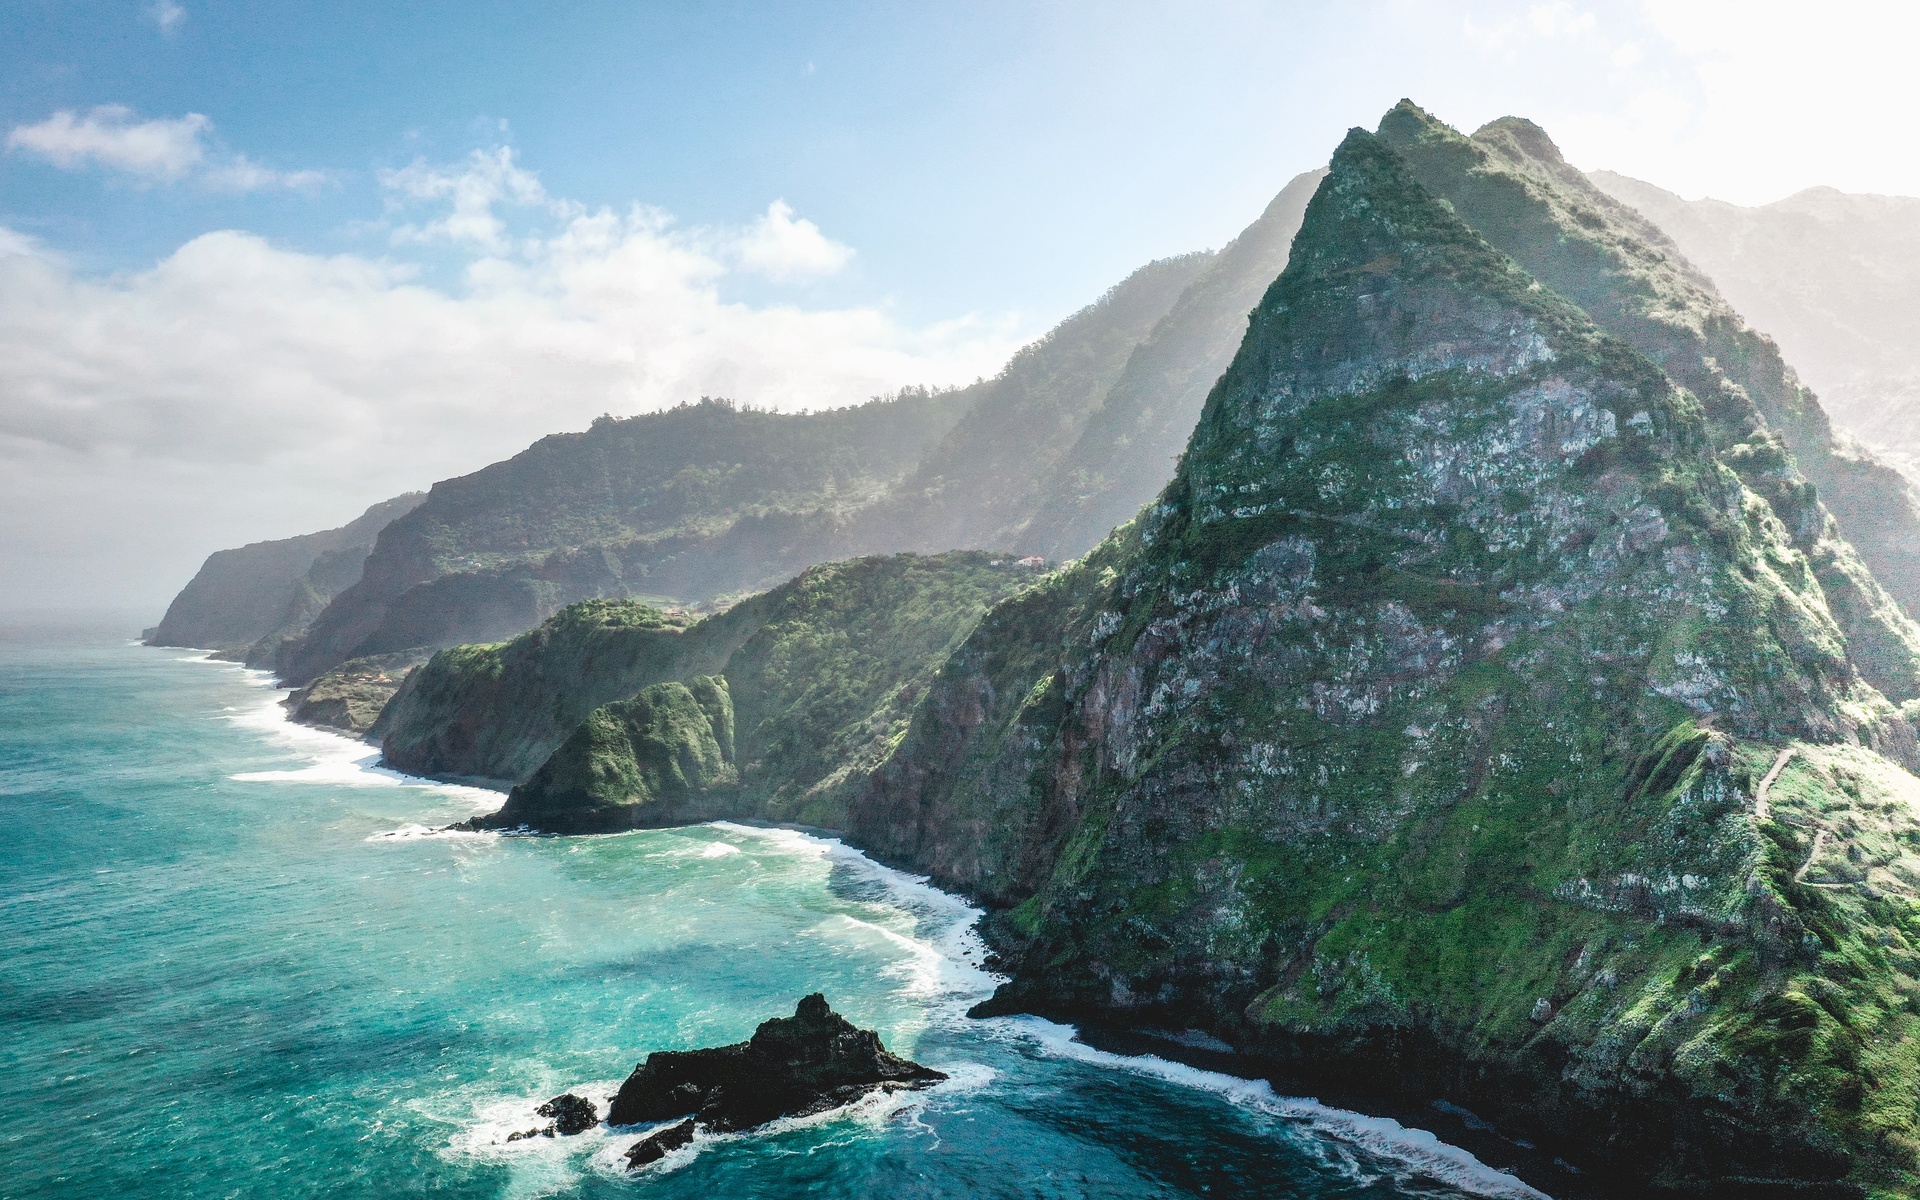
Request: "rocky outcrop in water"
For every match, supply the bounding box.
[624,1118,694,1167]
[611,994,944,1167]
[504,1092,598,1141]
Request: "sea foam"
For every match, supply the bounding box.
[713,821,1549,1199]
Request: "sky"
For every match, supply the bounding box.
[4,0,1919,612]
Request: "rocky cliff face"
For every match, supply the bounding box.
[1371,104,1920,706]
[844,127,1920,1196]
[146,493,423,655]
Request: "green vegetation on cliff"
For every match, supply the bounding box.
[273,394,974,686]
[375,598,730,784]
[389,552,1036,828]
[1374,102,1920,705]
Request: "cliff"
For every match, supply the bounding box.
[841,126,1920,1195]
[340,107,1920,1193]
[1372,103,1920,706]
[1016,168,1325,559]
[380,552,1034,807]
[145,493,423,655]
[269,394,975,686]
[846,253,1214,555]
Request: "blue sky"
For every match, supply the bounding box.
[3,0,1916,608]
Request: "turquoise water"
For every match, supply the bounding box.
[0,624,1546,1200]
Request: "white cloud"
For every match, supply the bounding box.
[1439,0,1920,204]
[732,200,855,280]
[7,106,209,179]
[5,105,324,192]
[0,159,1021,609]
[201,155,328,193]
[380,146,572,251]
[149,0,185,33]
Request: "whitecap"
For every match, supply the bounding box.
[161,653,502,819]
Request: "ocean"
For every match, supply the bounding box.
[0,622,1547,1200]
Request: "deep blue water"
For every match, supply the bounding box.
[0,624,1546,1200]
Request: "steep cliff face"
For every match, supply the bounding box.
[1018,169,1326,560]
[374,599,731,784]
[849,130,1920,1196]
[146,493,423,654]
[387,552,1034,812]
[1373,103,1920,704]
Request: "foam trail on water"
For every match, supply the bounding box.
[708,821,1000,1014]
[167,648,499,813]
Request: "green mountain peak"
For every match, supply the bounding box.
[854,126,1920,1194]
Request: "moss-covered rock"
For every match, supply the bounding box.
[488,676,738,832]
[374,598,743,785]
[1374,101,1920,706]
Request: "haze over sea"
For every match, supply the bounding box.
[0,621,1543,1200]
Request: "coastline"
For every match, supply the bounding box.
[161,641,1558,1200]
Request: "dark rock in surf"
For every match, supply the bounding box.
[609,993,945,1139]
[624,1118,695,1168]
[537,1092,598,1135]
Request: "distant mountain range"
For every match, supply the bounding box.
[148,169,1324,687]
[1592,171,1920,475]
